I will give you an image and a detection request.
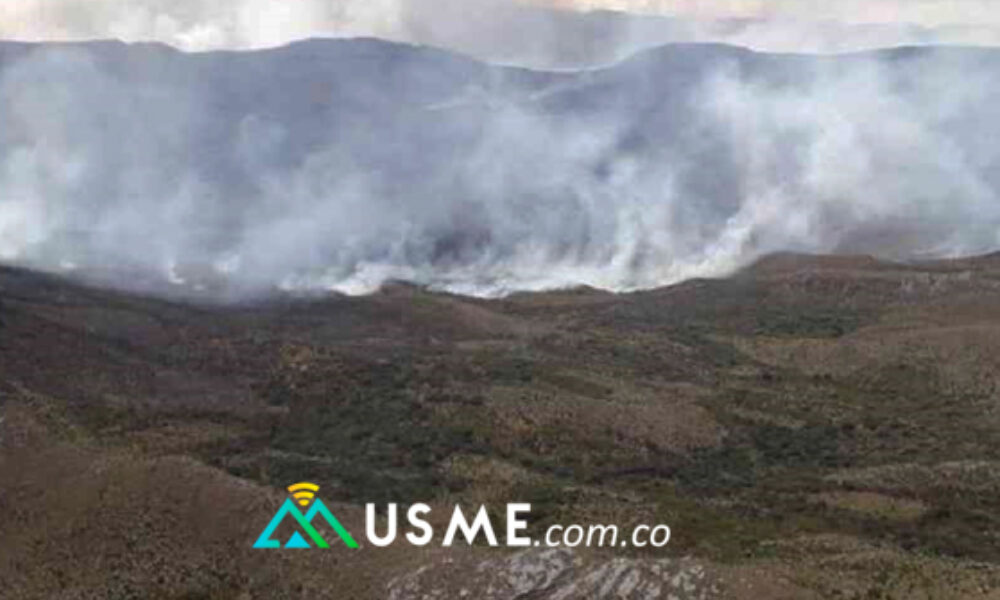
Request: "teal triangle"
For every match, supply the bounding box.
[285,531,311,549]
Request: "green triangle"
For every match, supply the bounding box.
[285,531,311,549]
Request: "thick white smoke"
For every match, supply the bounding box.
[695,57,1000,263]
[1,41,999,298]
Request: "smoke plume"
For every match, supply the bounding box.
[1,40,999,298]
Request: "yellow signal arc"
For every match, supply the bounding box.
[288,482,320,507]
[288,482,319,493]
[293,492,315,506]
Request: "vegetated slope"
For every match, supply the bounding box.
[2,253,1000,598]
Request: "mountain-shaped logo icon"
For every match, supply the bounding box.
[253,482,359,549]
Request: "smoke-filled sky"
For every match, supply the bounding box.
[3,0,1000,55]
[559,0,997,24]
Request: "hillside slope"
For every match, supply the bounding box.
[2,254,1000,597]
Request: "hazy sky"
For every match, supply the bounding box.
[2,0,999,52]
[554,0,996,25]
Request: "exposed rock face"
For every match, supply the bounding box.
[387,549,720,600]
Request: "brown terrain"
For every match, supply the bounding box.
[2,252,1000,598]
